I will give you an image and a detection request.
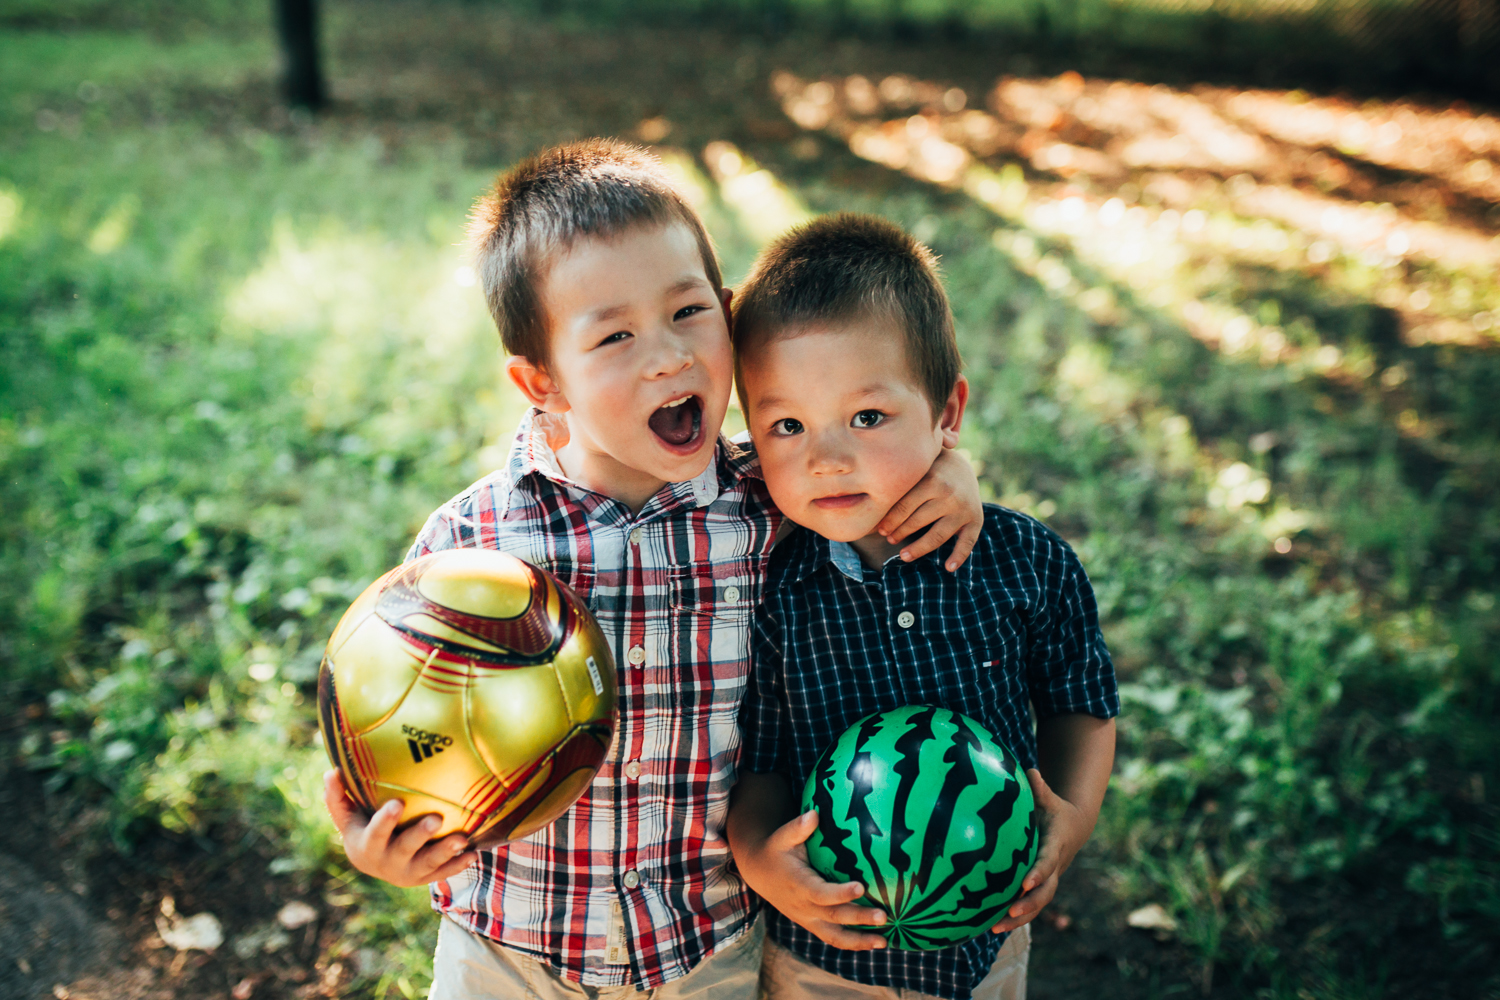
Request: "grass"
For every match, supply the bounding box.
[1,3,1497,996]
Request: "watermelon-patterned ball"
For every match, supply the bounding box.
[801,705,1039,951]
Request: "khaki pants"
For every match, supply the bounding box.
[429,915,765,1000]
[759,923,1030,1000]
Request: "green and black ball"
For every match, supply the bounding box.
[801,706,1039,951]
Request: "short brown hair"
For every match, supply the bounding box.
[468,138,722,367]
[731,213,961,416]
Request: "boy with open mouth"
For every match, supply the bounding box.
[322,140,987,1000]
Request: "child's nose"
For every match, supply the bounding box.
[645,337,693,379]
[808,433,854,474]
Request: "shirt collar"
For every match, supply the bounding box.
[827,540,867,582]
[782,523,981,589]
[499,408,759,519]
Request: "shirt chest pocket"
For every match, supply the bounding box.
[910,602,1028,703]
[669,561,757,623]
[971,599,1029,661]
[667,560,758,680]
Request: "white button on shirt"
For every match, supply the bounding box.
[724,585,741,605]
[629,528,643,545]
[897,610,916,629]
[624,760,642,779]
[405,409,779,991]
[623,871,641,889]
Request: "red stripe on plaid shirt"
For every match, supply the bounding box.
[408,410,779,989]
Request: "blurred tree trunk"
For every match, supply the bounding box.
[275,0,325,110]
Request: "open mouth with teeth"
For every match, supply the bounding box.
[648,394,705,453]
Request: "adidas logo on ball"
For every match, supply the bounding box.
[401,725,453,763]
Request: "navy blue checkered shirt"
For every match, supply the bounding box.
[739,504,1119,999]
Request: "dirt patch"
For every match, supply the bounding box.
[0,728,352,1000]
[0,852,119,1000]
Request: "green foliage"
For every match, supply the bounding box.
[0,25,521,991]
[0,0,267,34]
[1,12,1496,997]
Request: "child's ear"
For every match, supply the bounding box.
[938,375,969,449]
[718,286,734,328]
[506,355,570,413]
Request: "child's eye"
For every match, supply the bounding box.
[773,418,804,436]
[599,331,632,347]
[673,304,707,321]
[852,410,885,429]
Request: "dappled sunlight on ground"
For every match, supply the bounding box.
[700,140,814,244]
[770,69,1500,355]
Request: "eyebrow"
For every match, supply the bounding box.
[584,276,710,324]
[751,383,900,412]
[668,275,710,295]
[587,303,630,323]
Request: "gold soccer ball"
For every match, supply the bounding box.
[317,549,616,847]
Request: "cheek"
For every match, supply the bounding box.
[569,364,632,411]
[757,445,808,502]
[866,444,930,499]
[702,341,733,388]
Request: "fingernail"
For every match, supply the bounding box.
[424,816,441,831]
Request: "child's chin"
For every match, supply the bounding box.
[806,515,877,544]
[646,442,714,480]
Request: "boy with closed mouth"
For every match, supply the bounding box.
[321,141,987,999]
[726,214,1120,1000]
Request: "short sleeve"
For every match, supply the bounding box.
[406,507,456,562]
[739,604,789,775]
[1026,537,1119,720]
[406,485,490,562]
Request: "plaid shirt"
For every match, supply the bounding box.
[407,409,780,989]
[740,505,1119,1000]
